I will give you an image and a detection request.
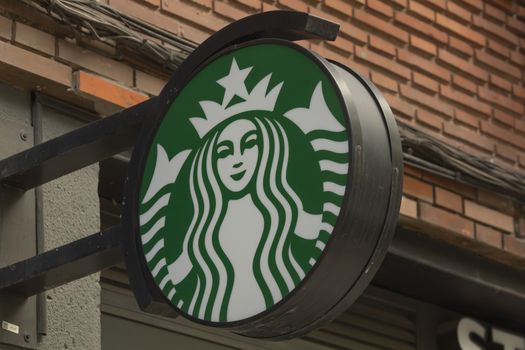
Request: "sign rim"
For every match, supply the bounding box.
[127,38,355,328]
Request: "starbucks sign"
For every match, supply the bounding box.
[124,35,402,338]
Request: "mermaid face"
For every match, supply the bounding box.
[216,119,259,193]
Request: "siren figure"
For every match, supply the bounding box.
[139,56,347,323]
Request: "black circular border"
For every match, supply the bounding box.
[123,37,403,339]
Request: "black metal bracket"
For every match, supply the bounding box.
[0,226,122,297]
[0,98,155,191]
[0,11,339,299]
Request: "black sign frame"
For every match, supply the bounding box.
[122,11,403,339]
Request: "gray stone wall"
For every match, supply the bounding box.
[37,109,101,350]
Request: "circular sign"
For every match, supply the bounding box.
[138,42,349,323]
[125,39,402,339]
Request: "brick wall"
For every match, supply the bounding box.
[103,0,525,172]
[0,0,524,266]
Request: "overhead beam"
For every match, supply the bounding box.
[374,226,525,333]
[0,225,123,297]
[0,98,155,191]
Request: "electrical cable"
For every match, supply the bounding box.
[20,0,525,204]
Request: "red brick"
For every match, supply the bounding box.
[262,2,278,11]
[400,196,418,218]
[111,0,184,34]
[403,176,433,202]
[475,223,503,248]
[443,122,495,152]
[187,0,212,8]
[436,13,485,47]
[401,84,454,117]
[464,200,514,232]
[506,16,525,36]
[368,35,396,56]
[416,109,443,130]
[481,121,525,149]
[409,34,436,56]
[370,71,398,92]
[487,1,518,12]
[435,187,463,212]
[235,0,260,10]
[489,74,512,92]
[519,6,525,19]
[278,0,307,12]
[519,155,525,168]
[472,16,519,47]
[493,109,515,128]
[398,49,450,82]
[404,164,423,178]
[484,3,506,23]
[324,0,353,16]
[354,8,409,43]
[309,7,368,44]
[408,0,434,21]
[457,0,483,12]
[135,70,166,95]
[452,74,477,94]
[419,0,445,11]
[161,0,229,31]
[340,23,368,45]
[422,173,477,198]
[58,39,133,86]
[512,85,525,100]
[495,143,519,163]
[391,0,407,8]
[314,44,349,65]
[355,46,411,80]
[437,48,488,81]
[214,0,248,20]
[446,2,472,23]
[14,22,54,56]
[516,119,525,133]
[440,85,492,116]
[352,62,372,79]
[478,86,524,115]
[475,50,521,80]
[140,0,161,6]
[179,22,210,43]
[454,108,479,128]
[412,71,439,93]
[384,93,416,120]
[487,39,510,59]
[448,36,474,57]
[420,202,474,237]
[367,0,393,18]
[326,35,354,55]
[394,12,447,44]
[503,236,525,257]
[509,50,525,68]
[0,40,72,87]
[75,70,148,108]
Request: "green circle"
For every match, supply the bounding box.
[138,43,350,323]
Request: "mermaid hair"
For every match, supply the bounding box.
[182,116,306,322]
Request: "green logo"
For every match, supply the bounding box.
[138,43,350,323]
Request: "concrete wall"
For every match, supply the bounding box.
[37,108,101,350]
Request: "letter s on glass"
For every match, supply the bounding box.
[458,318,486,350]
[493,328,525,350]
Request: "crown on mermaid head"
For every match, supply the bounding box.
[189,58,284,138]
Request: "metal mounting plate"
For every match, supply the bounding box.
[0,85,37,349]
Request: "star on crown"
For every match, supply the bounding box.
[190,58,283,138]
